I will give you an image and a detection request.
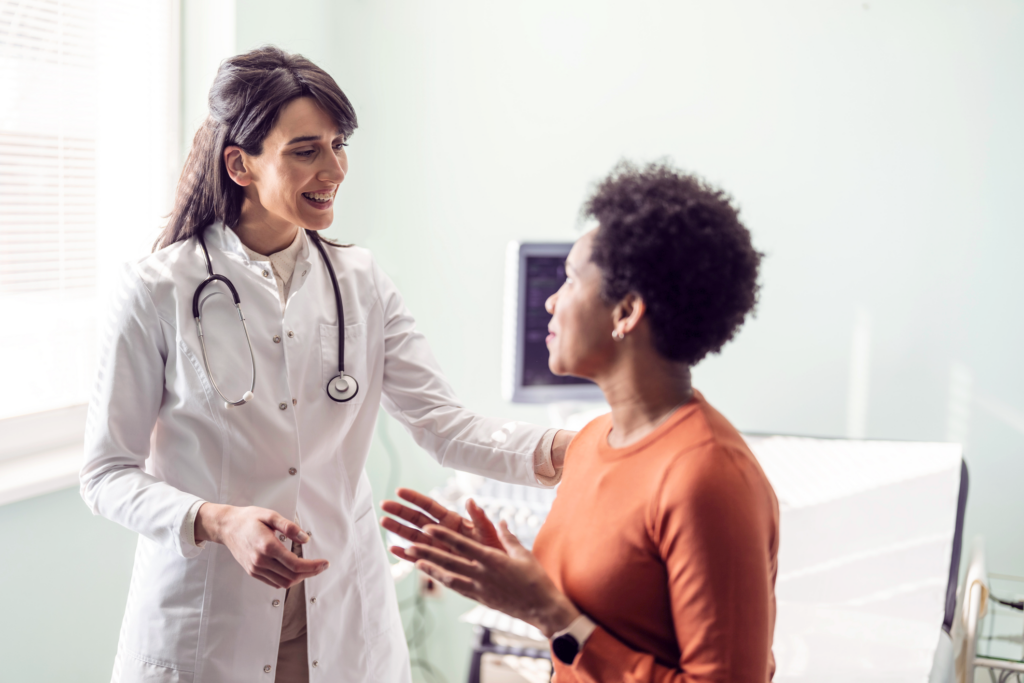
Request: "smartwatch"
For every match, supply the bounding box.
[550,614,597,665]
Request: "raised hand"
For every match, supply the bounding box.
[194,503,329,590]
[380,487,501,562]
[405,521,581,638]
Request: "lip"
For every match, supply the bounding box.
[545,332,556,345]
[301,189,336,211]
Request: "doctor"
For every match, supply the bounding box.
[80,46,570,683]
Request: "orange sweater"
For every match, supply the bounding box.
[533,391,779,682]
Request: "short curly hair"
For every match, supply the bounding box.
[584,160,762,366]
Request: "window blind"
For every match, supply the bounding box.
[0,0,99,295]
[0,0,175,421]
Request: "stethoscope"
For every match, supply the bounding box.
[193,229,359,408]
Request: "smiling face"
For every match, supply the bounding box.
[544,230,618,380]
[231,96,349,236]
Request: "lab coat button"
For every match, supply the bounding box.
[272,599,280,607]
[278,534,286,542]
[279,403,287,410]
[262,270,270,278]
[292,398,297,405]
[287,330,294,338]
[288,467,297,476]
[312,660,319,668]
[310,597,316,604]
[264,665,272,673]
[273,335,281,343]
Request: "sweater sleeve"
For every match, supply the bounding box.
[568,444,775,683]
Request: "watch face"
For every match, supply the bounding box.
[552,634,579,664]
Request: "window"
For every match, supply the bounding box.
[0,0,178,422]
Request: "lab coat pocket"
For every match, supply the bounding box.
[121,538,206,676]
[354,505,400,639]
[320,322,368,405]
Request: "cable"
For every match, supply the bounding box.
[991,595,1024,611]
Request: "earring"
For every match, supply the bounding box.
[612,330,625,341]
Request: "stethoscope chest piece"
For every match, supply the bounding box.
[327,374,359,402]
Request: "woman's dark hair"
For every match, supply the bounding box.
[156,46,357,249]
[584,160,762,366]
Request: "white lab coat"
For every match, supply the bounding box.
[80,223,547,683]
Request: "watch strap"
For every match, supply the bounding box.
[551,614,597,664]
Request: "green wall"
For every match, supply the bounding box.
[0,489,136,682]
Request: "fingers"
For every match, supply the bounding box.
[466,499,496,535]
[380,499,439,530]
[388,545,413,562]
[496,521,526,555]
[396,488,457,524]
[414,559,479,595]
[423,524,493,561]
[250,568,288,589]
[267,542,329,574]
[252,564,295,589]
[252,552,325,587]
[405,543,481,577]
[263,511,309,544]
[380,515,446,550]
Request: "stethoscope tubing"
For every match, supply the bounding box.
[309,231,346,375]
[195,234,258,408]
[193,229,358,408]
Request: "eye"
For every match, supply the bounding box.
[295,149,315,158]
[334,142,348,151]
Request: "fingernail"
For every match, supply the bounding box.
[298,532,310,543]
[322,562,330,571]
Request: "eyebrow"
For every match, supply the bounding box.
[285,131,346,146]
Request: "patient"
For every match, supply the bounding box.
[382,160,778,682]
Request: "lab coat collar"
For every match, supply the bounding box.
[201,221,249,260]
[201,221,312,268]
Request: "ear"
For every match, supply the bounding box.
[223,146,252,187]
[612,292,646,337]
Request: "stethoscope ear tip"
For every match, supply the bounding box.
[242,391,254,402]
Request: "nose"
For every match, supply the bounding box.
[545,290,558,315]
[317,147,347,185]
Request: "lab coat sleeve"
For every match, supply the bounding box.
[372,260,549,486]
[80,263,207,559]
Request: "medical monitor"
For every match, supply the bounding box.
[502,242,602,403]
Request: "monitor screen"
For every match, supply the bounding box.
[503,242,603,403]
[521,255,591,388]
